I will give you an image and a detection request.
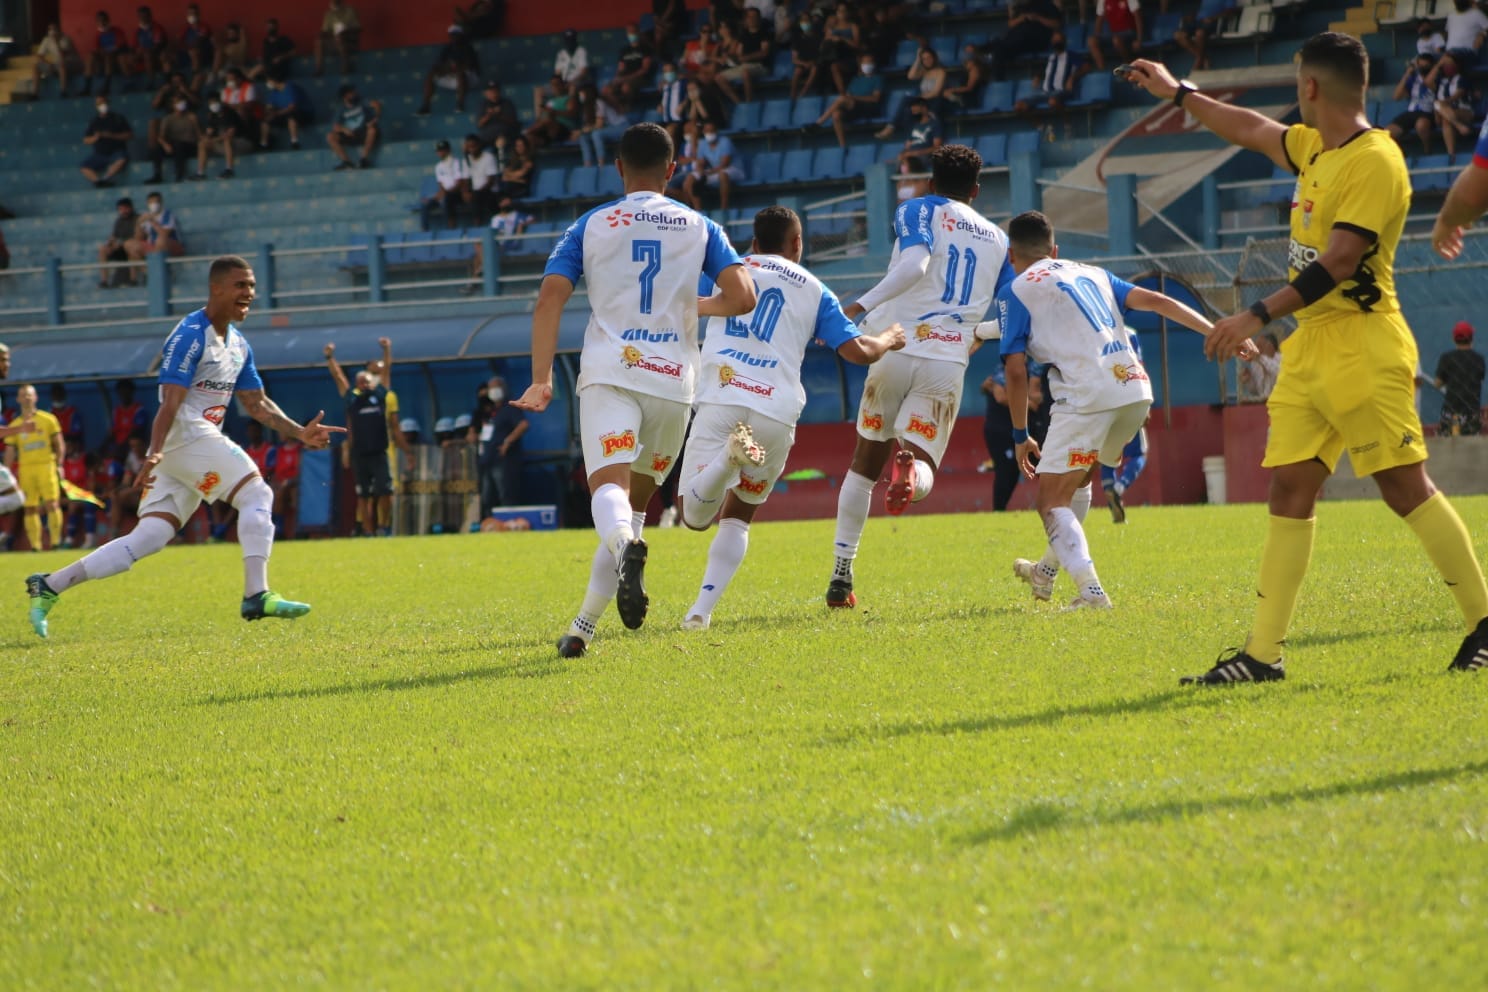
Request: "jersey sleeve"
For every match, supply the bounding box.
[543,215,587,285]
[386,389,399,416]
[701,218,743,281]
[234,341,264,391]
[893,198,935,252]
[997,285,1032,358]
[1280,124,1319,176]
[814,286,861,351]
[158,322,206,387]
[1474,118,1488,170]
[1107,271,1137,313]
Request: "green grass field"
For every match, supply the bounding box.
[4,498,1487,989]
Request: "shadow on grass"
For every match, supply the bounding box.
[962,758,1488,844]
[199,655,566,705]
[1288,618,1457,649]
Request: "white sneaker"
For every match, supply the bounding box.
[681,614,710,630]
[1013,558,1053,602]
[659,506,679,528]
[1064,592,1113,611]
[726,421,767,469]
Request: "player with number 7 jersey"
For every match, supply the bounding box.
[513,123,756,657]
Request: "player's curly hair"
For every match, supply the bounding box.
[930,144,983,202]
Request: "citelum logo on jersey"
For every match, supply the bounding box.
[906,415,938,441]
[1112,363,1149,385]
[630,210,690,228]
[203,405,226,426]
[1067,450,1098,469]
[620,345,683,379]
[600,430,637,457]
[651,453,673,474]
[195,471,220,496]
[718,364,774,397]
[606,209,634,228]
[913,322,963,344]
[736,474,768,496]
[946,217,1000,241]
[860,412,884,431]
[941,214,957,232]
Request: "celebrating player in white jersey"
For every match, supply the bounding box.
[999,211,1249,608]
[513,123,756,657]
[678,206,906,629]
[826,143,1013,608]
[25,256,345,637]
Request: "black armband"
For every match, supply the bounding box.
[1289,260,1337,306]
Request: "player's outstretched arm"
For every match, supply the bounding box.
[836,323,907,365]
[323,343,351,397]
[1432,161,1488,260]
[698,263,757,318]
[1123,60,1291,173]
[238,389,346,449]
[1126,286,1258,362]
[514,274,573,412]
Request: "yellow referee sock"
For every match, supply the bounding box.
[1405,492,1488,630]
[23,512,42,553]
[47,508,63,547]
[1246,515,1316,664]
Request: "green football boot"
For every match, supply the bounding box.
[241,590,311,621]
[26,573,58,639]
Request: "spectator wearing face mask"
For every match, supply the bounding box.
[125,192,186,271]
[682,121,745,211]
[657,62,688,142]
[259,72,313,150]
[1416,17,1446,56]
[468,377,527,512]
[87,11,128,96]
[789,14,822,102]
[248,17,296,82]
[197,96,249,178]
[80,96,133,188]
[97,197,138,289]
[176,4,214,85]
[146,94,202,183]
[603,23,655,112]
[219,66,259,122]
[815,55,881,149]
[415,25,481,116]
[212,23,250,82]
[32,23,84,98]
[1427,53,1475,160]
[328,84,381,170]
[130,6,171,86]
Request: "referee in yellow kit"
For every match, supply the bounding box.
[5,384,64,552]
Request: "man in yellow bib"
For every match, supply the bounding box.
[5,384,64,551]
[1126,32,1488,679]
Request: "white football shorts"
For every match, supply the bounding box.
[1037,400,1151,476]
[854,350,964,467]
[683,402,796,506]
[139,432,260,523]
[0,464,23,515]
[578,383,690,483]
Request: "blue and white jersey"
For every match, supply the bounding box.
[696,253,860,426]
[157,308,263,451]
[545,190,743,404]
[998,258,1152,414]
[862,194,1013,367]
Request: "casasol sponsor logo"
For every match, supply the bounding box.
[736,475,768,496]
[600,430,637,457]
[906,415,938,441]
[860,412,884,431]
[718,365,775,397]
[651,453,673,474]
[1112,362,1149,385]
[621,346,683,379]
[914,322,964,344]
[203,405,226,426]
[195,471,220,496]
[1067,450,1098,469]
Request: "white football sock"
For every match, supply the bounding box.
[591,483,634,565]
[50,515,176,592]
[1046,506,1104,598]
[233,477,275,597]
[687,518,749,620]
[683,455,739,529]
[1038,484,1094,574]
[911,459,935,502]
[570,539,619,641]
[630,510,645,540]
[831,470,876,578]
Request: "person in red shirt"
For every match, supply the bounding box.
[131,5,172,85]
[110,378,148,453]
[61,440,99,550]
[50,383,85,449]
[1089,0,1143,71]
[243,420,276,480]
[272,432,302,539]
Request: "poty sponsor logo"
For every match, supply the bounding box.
[1067,450,1098,469]
[600,430,637,457]
[203,405,226,426]
[651,453,673,474]
[860,412,884,431]
[913,322,964,345]
[736,475,768,496]
[906,415,938,441]
[717,365,775,397]
[195,470,221,495]
[620,345,683,379]
[718,348,779,369]
[1112,362,1148,385]
[622,327,680,343]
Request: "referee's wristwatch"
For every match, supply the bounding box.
[1173,81,1197,108]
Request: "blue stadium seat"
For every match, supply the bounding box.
[1008,130,1042,158]
[433,228,474,262]
[596,165,624,198]
[1067,73,1112,107]
[1012,79,1041,107]
[345,234,369,268]
[732,101,762,132]
[751,150,783,184]
[568,166,600,199]
[760,98,792,131]
[979,81,1015,114]
[1064,24,1088,51]
[780,148,815,183]
[791,95,824,128]
[880,89,907,123]
[531,168,569,202]
[844,143,878,176]
[1145,13,1183,46]
[1375,99,1409,126]
[930,34,959,65]
[1413,154,1453,192]
[812,146,847,179]
[974,133,1009,167]
[895,39,921,69]
[382,231,409,266]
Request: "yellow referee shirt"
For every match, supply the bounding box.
[5,410,62,467]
